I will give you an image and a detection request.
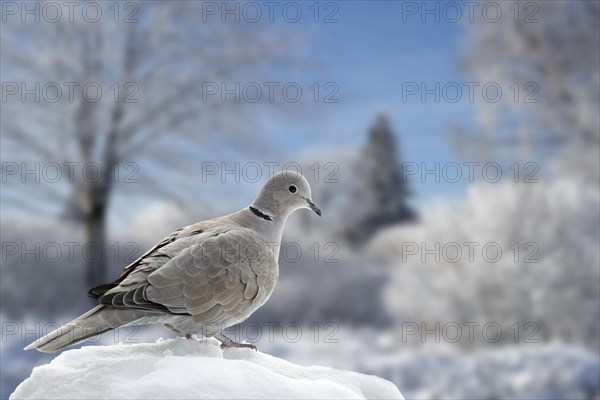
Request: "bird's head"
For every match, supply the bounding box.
[252,170,321,219]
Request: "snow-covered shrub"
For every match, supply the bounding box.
[369,178,600,348]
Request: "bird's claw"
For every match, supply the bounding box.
[220,342,257,351]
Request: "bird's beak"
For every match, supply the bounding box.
[303,197,321,216]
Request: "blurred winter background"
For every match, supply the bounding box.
[1,1,599,399]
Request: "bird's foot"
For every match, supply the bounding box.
[220,341,257,351]
[215,331,257,351]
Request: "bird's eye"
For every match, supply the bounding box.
[288,185,297,193]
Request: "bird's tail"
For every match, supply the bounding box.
[24,305,128,353]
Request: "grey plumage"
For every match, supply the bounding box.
[25,171,321,352]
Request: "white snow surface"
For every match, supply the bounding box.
[10,338,403,400]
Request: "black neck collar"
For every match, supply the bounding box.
[249,206,273,221]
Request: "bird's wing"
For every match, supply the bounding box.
[99,228,278,324]
[88,223,206,299]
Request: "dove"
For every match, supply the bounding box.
[25,171,321,353]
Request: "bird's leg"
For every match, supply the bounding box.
[165,323,196,340]
[165,323,179,334]
[214,331,257,351]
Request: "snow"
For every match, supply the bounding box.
[254,328,600,400]
[360,344,600,400]
[10,338,403,400]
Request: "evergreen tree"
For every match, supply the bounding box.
[341,114,416,245]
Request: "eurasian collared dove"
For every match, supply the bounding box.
[25,171,321,352]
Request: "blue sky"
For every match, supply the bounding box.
[109,2,477,233]
[2,1,484,228]
[258,1,477,210]
[129,1,481,221]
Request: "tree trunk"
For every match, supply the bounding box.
[84,202,107,287]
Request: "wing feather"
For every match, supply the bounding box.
[99,227,278,326]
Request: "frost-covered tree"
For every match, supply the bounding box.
[340,115,416,246]
[456,1,599,182]
[370,178,600,349]
[372,2,600,347]
[1,1,296,285]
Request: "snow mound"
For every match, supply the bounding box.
[11,338,403,400]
